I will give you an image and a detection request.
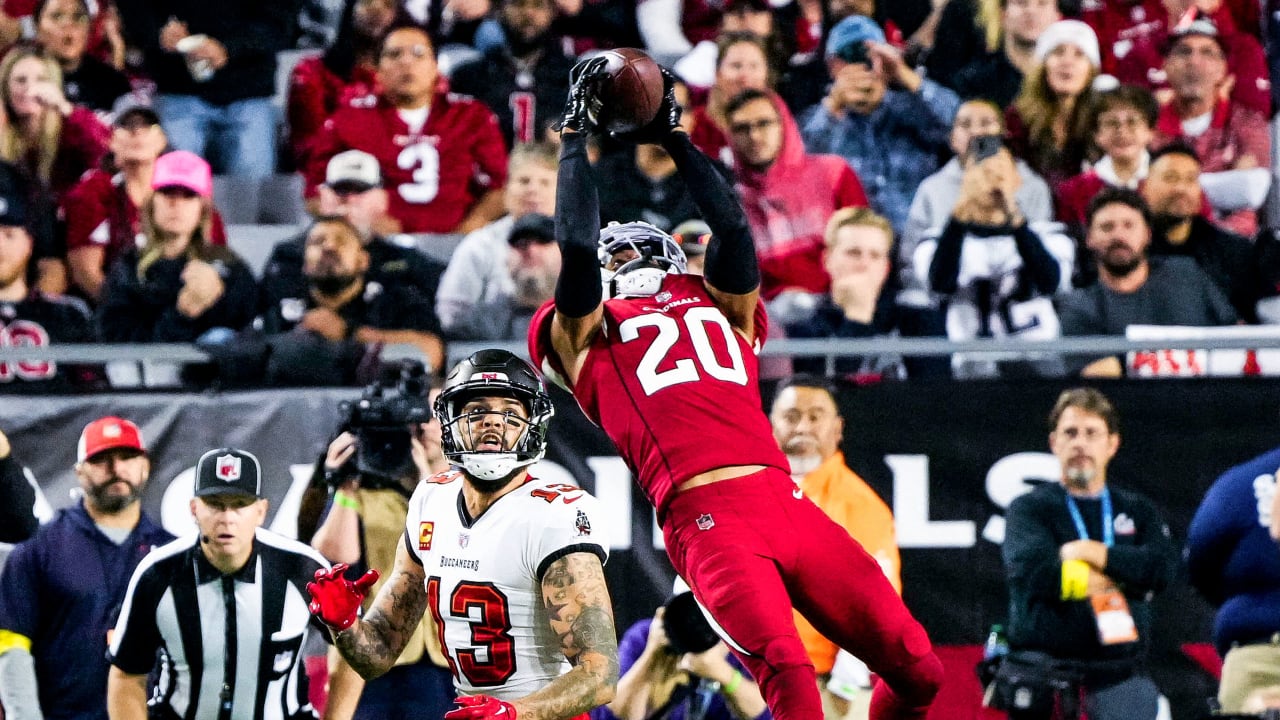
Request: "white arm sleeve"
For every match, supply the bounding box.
[636,0,693,60]
[0,647,44,720]
[1199,168,1272,212]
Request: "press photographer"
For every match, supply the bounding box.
[305,361,455,720]
[604,586,769,720]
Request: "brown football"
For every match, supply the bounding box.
[596,48,665,134]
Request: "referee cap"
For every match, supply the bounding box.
[195,448,263,499]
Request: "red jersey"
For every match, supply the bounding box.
[62,169,226,269]
[305,91,509,234]
[45,106,109,203]
[286,56,379,166]
[528,274,788,516]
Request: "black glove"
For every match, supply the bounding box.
[556,55,609,134]
[610,66,682,145]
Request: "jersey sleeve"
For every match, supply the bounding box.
[106,561,167,675]
[469,103,509,192]
[527,487,610,582]
[62,174,110,252]
[752,297,769,352]
[527,299,571,389]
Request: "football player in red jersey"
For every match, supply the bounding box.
[305,20,509,236]
[527,61,943,720]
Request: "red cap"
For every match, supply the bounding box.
[77,417,146,462]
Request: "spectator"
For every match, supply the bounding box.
[914,140,1074,378]
[311,416,455,720]
[800,14,959,235]
[97,150,256,343]
[1,0,125,69]
[724,87,867,300]
[448,0,574,147]
[904,98,1053,298]
[1058,188,1235,376]
[1104,1,1270,117]
[922,0,997,91]
[952,0,1063,108]
[1151,10,1271,236]
[997,387,1176,720]
[0,161,99,391]
[635,0,732,64]
[788,207,947,380]
[107,448,330,720]
[673,0,788,91]
[1140,143,1258,322]
[1005,19,1104,194]
[34,0,129,112]
[768,374,901,712]
[259,216,444,383]
[672,217,711,274]
[288,0,395,167]
[689,31,774,166]
[116,0,299,180]
[598,591,767,720]
[437,141,559,341]
[1056,84,1158,229]
[1186,445,1280,713]
[0,428,38,543]
[0,417,173,720]
[594,78,721,233]
[261,150,444,314]
[0,44,107,202]
[62,105,229,303]
[307,20,509,236]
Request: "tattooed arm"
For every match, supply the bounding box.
[334,542,428,679]
[511,551,619,720]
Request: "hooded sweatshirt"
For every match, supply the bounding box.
[731,93,868,299]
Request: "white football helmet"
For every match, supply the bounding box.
[598,220,688,298]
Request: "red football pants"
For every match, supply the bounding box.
[662,468,943,720]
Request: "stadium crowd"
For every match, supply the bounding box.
[0,0,1275,389]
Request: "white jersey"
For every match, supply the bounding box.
[405,471,610,699]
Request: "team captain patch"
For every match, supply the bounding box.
[419,521,435,550]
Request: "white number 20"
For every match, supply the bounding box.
[618,307,748,396]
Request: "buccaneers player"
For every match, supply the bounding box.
[527,61,943,720]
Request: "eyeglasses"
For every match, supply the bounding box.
[729,117,778,136]
[1097,115,1148,132]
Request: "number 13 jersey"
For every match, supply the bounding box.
[529,274,788,518]
[404,471,609,699]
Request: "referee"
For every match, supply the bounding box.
[106,448,331,720]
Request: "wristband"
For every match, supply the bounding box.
[723,669,743,695]
[334,491,360,511]
[1061,559,1090,601]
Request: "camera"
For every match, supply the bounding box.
[663,591,720,655]
[837,41,871,67]
[337,360,432,485]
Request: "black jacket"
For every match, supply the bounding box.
[97,250,257,342]
[1003,482,1178,665]
[116,0,299,104]
[449,39,576,149]
[1149,216,1260,323]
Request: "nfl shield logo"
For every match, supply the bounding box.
[215,455,241,482]
[459,533,470,549]
[655,291,672,303]
[696,513,714,531]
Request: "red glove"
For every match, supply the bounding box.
[443,695,518,720]
[306,563,379,632]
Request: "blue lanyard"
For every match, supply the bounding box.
[1065,488,1114,548]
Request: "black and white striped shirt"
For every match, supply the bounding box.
[108,529,330,720]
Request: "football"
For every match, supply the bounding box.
[596,48,666,134]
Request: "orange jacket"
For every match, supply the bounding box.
[793,451,901,674]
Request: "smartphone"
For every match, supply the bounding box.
[968,135,1005,163]
[837,42,871,67]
